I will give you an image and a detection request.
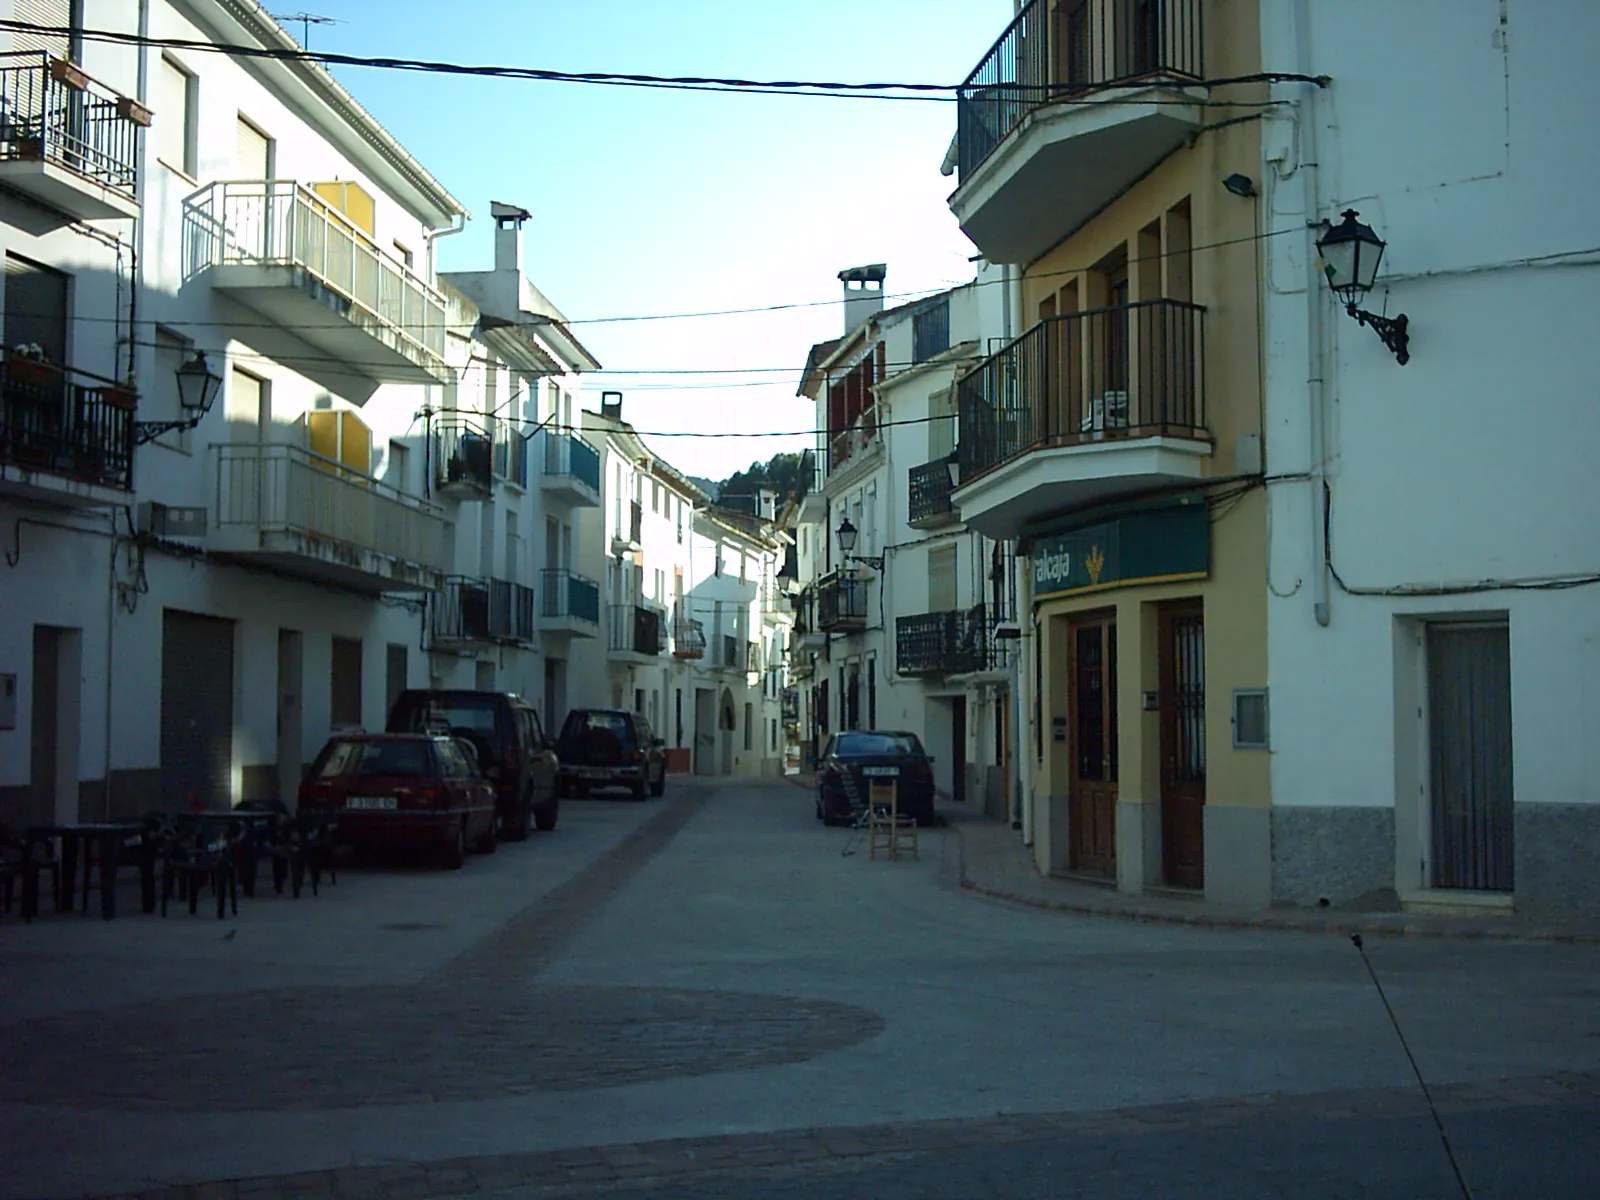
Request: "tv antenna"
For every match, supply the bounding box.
[272,11,344,49]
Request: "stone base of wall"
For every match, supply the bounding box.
[1271,806,1396,909]
[981,766,1007,823]
[1205,805,1271,907]
[1516,803,1600,919]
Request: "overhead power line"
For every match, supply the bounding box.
[0,20,1325,104]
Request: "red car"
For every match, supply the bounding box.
[298,733,497,869]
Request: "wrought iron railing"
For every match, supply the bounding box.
[609,603,664,656]
[826,413,879,477]
[956,299,1206,484]
[211,443,447,569]
[184,180,448,368]
[908,456,958,526]
[957,0,1204,180]
[1,354,134,490]
[541,430,600,493]
[434,577,490,642]
[672,613,706,658]
[913,295,951,363]
[540,568,599,626]
[816,571,869,631]
[896,604,1002,675]
[493,425,527,487]
[0,52,144,202]
[434,420,493,494]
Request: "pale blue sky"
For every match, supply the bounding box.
[308,0,1013,478]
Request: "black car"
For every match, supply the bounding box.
[556,709,667,801]
[386,690,559,837]
[816,731,936,826]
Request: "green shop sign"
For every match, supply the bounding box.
[1031,500,1209,599]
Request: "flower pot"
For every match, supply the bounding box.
[7,358,59,389]
[48,58,89,91]
[103,385,138,412]
[12,136,43,160]
[115,96,153,127]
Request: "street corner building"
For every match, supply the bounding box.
[926,0,1599,917]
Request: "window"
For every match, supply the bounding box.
[311,180,376,238]
[384,439,410,491]
[305,408,373,476]
[393,241,414,271]
[228,369,268,443]
[156,56,197,177]
[4,253,68,369]
[867,656,877,729]
[929,544,957,613]
[236,114,273,179]
[743,702,753,751]
[330,637,363,729]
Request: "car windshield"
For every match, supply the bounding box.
[560,711,633,742]
[315,738,434,779]
[395,698,500,741]
[833,732,923,758]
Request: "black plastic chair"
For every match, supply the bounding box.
[158,818,239,919]
[0,824,62,922]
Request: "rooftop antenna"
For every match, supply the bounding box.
[271,11,344,49]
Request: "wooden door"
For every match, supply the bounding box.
[1068,614,1117,877]
[1428,623,1513,891]
[952,697,967,805]
[1159,602,1206,887]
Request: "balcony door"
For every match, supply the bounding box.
[1068,612,1117,878]
[1159,601,1205,888]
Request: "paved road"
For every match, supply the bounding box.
[1,778,1596,1199]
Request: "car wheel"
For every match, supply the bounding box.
[442,820,467,870]
[819,793,842,827]
[503,793,532,843]
[649,764,666,798]
[632,774,649,802]
[534,797,558,832]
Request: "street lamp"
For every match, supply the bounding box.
[835,516,883,571]
[133,351,224,445]
[1316,209,1410,365]
[945,454,960,489]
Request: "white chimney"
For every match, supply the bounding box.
[756,487,777,521]
[601,390,623,420]
[490,200,532,274]
[839,264,886,334]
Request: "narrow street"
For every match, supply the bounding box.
[2,780,1597,1200]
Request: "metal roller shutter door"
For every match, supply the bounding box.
[160,610,235,809]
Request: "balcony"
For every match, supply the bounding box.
[185,181,450,385]
[432,576,535,649]
[434,420,493,499]
[826,412,881,484]
[611,499,643,555]
[952,0,1204,263]
[896,605,1007,677]
[816,570,869,634]
[540,430,600,508]
[710,633,757,675]
[492,425,528,489]
[608,603,665,662]
[0,52,144,220]
[672,614,706,660]
[208,443,447,593]
[538,568,600,638]
[907,456,960,529]
[1,355,134,505]
[954,299,1210,539]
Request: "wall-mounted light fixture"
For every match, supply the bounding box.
[1316,209,1410,365]
[835,517,883,571]
[1222,173,1256,198]
[132,352,224,445]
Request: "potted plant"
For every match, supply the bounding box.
[48,56,89,91]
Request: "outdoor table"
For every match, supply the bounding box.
[22,822,155,921]
[167,810,280,898]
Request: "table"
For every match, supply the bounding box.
[23,822,155,921]
[166,809,282,899]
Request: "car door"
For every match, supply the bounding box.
[523,708,556,801]
[633,714,660,780]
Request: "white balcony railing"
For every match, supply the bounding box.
[187,180,448,373]
[212,443,447,573]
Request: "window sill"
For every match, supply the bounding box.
[157,158,198,186]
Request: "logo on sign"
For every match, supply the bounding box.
[1086,544,1106,585]
[1034,546,1071,589]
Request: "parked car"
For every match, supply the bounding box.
[816,731,936,827]
[386,690,559,836]
[555,709,667,801]
[298,733,497,868]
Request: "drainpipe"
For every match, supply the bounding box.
[1296,0,1332,627]
[423,213,466,280]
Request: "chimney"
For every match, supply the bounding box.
[601,390,623,420]
[490,200,532,274]
[756,487,777,521]
[838,264,887,334]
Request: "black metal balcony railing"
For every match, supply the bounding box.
[434,577,534,645]
[913,295,951,364]
[896,605,1004,676]
[493,426,527,487]
[956,298,1205,484]
[672,615,706,659]
[609,604,664,656]
[1,354,134,490]
[540,568,600,626]
[957,0,1203,180]
[781,687,799,722]
[542,431,601,493]
[629,499,643,545]
[908,456,958,526]
[434,421,492,494]
[0,52,144,202]
[816,571,869,632]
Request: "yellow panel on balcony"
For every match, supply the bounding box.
[312,180,376,239]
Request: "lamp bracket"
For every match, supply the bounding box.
[133,416,206,445]
[846,553,885,572]
[1345,304,1410,365]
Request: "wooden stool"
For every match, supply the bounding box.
[867,780,918,861]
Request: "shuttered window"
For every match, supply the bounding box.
[228,368,264,441]
[154,56,195,176]
[13,0,73,58]
[311,180,376,238]
[3,252,68,367]
[330,636,363,729]
[928,544,957,613]
[235,114,271,179]
[305,409,373,477]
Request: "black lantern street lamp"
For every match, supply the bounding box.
[1316,209,1410,365]
[945,454,960,489]
[835,516,883,571]
[133,351,225,444]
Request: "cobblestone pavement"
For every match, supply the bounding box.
[106,1071,1600,1199]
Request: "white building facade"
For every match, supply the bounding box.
[1259,0,1600,918]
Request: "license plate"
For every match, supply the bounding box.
[862,766,899,777]
[345,796,397,811]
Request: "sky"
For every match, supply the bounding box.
[302,0,1014,480]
